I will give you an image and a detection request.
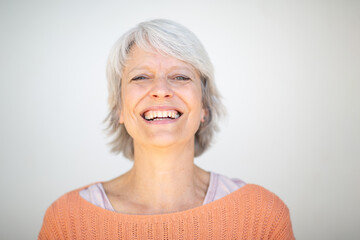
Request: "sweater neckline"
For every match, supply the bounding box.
[74,183,256,220]
[94,171,219,210]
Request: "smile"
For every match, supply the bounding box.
[142,110,182,121]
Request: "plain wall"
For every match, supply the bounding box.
[1,0,359,239]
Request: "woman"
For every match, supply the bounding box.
[39,19,295,239]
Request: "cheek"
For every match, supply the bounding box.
[182,86,203,116]
[192,84,203,108]
[119,88,133,123]
[120,86,145,120]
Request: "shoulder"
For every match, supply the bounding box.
[38,184,94,239]
[46,185,89,212]
[232,184,291,216]
[229,184,295,239]
[238,184,285,200]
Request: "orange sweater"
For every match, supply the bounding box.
[39,184,295,239]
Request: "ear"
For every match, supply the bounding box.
[118,109,124,124]
[200,108,207,123]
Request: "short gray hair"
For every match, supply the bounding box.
[105,19,225,159]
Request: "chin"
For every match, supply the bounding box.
[138,133,194,150]
[146,136,181,147]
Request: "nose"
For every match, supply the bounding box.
[149,77,173,99]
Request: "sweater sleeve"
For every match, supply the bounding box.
[38,204,64,240]
[269,198,295,240]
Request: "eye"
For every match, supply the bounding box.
[131,75,148,81]
[174,75,191,81]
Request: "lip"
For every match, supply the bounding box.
[140,106,183,124]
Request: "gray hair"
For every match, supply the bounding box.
[105,19,225,159]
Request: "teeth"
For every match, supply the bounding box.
[144,112,151,120]
[144,110,181,121]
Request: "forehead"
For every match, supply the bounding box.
[123,45,198,74]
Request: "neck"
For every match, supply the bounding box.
[106,141,210,214]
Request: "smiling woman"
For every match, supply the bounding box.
[38,19,295,239]
[105,19,223,160]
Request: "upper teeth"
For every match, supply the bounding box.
[144,110,180,120]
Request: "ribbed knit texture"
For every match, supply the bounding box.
[38,184,295,239]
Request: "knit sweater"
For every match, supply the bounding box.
[38,184,295,239]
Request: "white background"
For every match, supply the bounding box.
[1,0,359,239]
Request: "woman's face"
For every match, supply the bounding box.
[119,45,205,149]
